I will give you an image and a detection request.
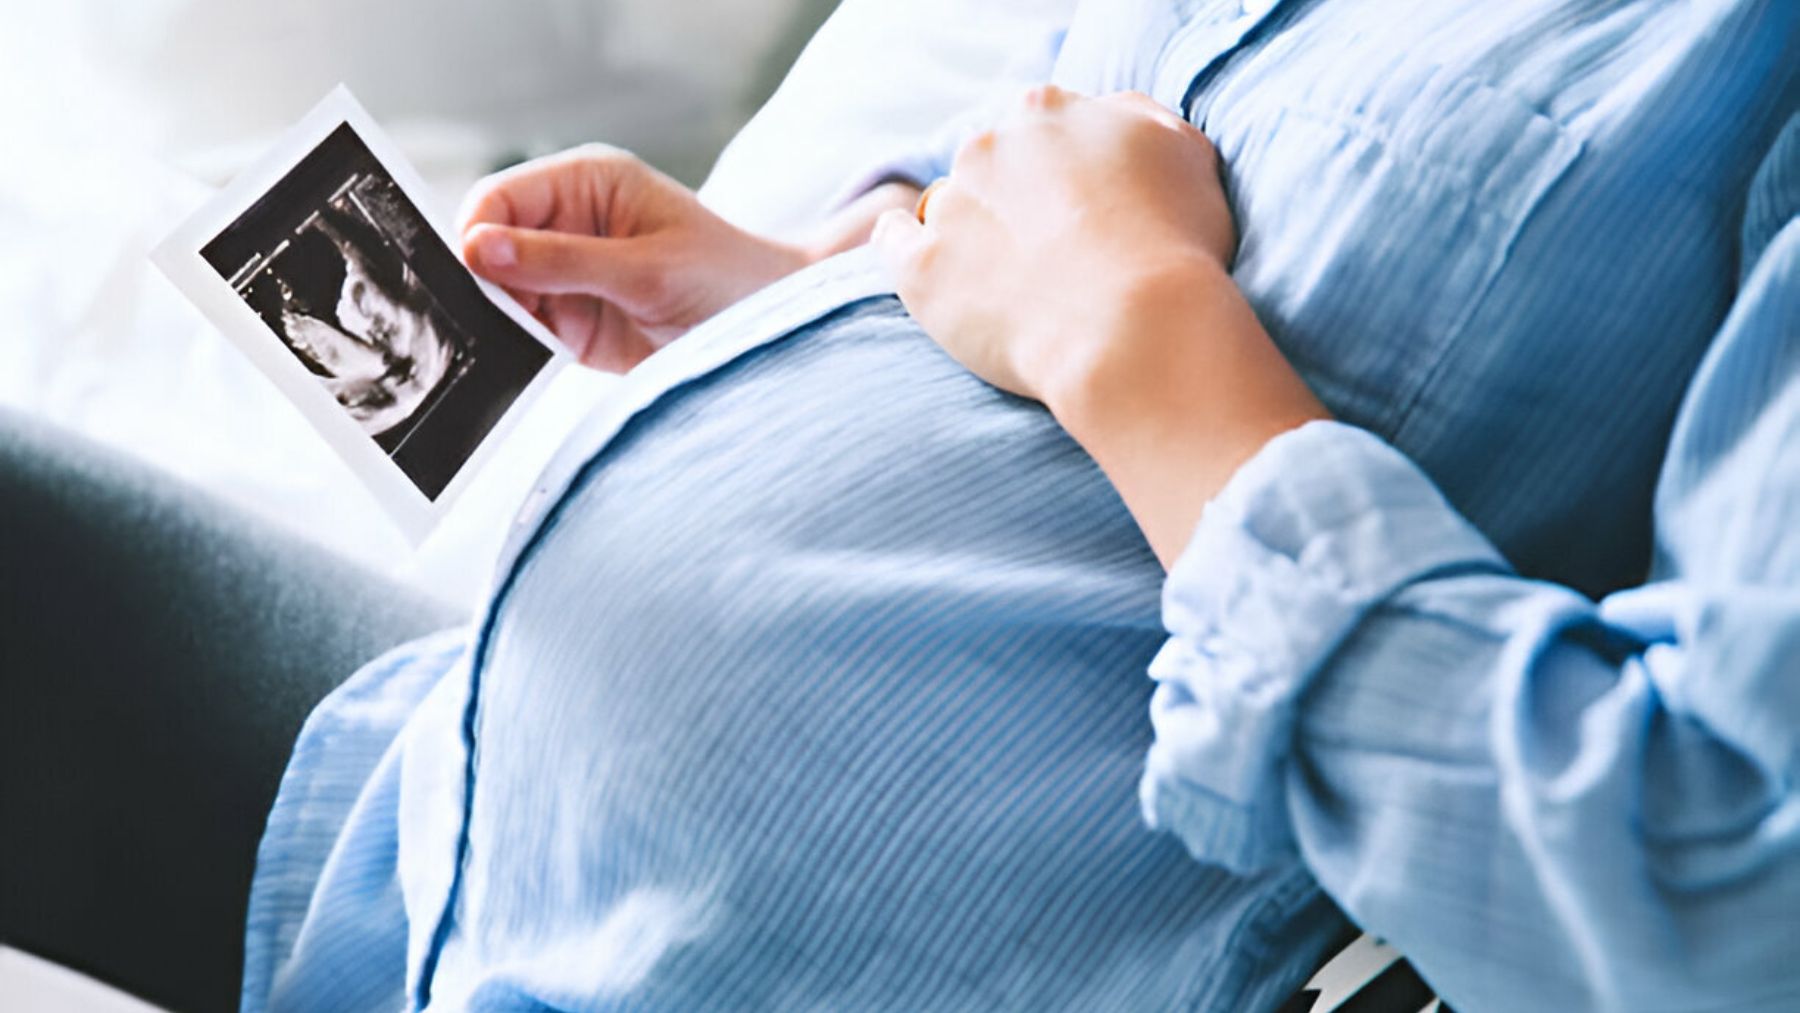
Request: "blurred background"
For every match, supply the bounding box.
[9,0,841,187]
[0,0,1070,607]
[0,0,835,601]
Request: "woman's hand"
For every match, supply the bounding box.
[459,145,812,372]
[872,87,1328,566]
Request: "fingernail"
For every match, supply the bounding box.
[480,231,516,268]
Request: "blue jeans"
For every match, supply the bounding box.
[0,408,455,1012]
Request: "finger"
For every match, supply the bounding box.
[497,284,551,326]
[458,162,547,234]
[464,223,655,304]
[950,130,996,183]
[509,286,542,317]
[456,143,635,235]
[476,273,542,318]
[993,84,1078,139]
[869,208,933,302]
[913,179,949,224]
[919,180,981,232]
[544,293,603,363]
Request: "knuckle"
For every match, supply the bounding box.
[1114,89,1160,111]
[950,130,996,175]
[1106,89,1195,135]
[1022,83,1069,111]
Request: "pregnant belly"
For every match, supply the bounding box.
[456,299,1280,1009]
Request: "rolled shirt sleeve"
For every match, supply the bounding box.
[1140,419,1509,875]
[1142,129,1800,1010]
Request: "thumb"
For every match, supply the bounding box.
[464,223,655,305]
[869,208,931,296]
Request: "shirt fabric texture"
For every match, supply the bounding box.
[241,2,1800,1010]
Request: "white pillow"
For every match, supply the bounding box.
[699,0,1077,237]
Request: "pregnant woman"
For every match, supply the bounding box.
[3,2,1794,1011]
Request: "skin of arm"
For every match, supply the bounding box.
[870,85,1328,566]
[1044,262,1328,567]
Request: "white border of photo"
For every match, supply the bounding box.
[152,85,568,544]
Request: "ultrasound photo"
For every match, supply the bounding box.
[200,123,553,501]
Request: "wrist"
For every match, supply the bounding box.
[1041,254,1237,431]
[1044,257,1329,566]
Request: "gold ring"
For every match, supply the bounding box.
[914,179,948,223]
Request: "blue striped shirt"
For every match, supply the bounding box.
[241,2,1799,1009]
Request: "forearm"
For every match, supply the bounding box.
[1138,183,1800,1011]
[1045,258,1328,568]
[1142,418,1800,1011]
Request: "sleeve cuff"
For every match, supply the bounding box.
[1139,420,1507,873]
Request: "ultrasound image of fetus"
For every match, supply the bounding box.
[253,183,469,440]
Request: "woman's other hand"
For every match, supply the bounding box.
[873,87,1327,565]
[459,146,811,372]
